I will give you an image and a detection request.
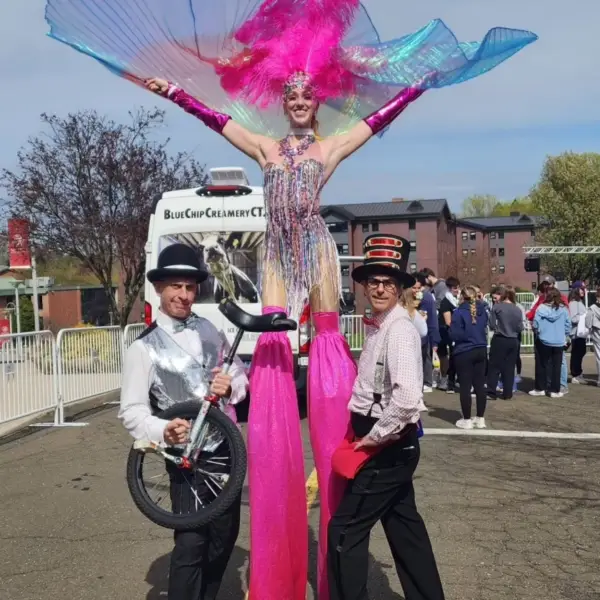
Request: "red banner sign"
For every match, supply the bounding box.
[0,318,10,346]
[8,219,31,269]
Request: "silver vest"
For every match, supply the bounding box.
[139,318,221,414]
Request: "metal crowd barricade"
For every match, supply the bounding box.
[54,326,124,425]
[122,323,147,352]
[0,331,59,426]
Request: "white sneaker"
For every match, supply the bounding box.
[423,385,433,393]
[455,418,473,429]
[528,389,545,396]
[472,417,486,429]
[571,376,587,385]
[550,392,564,398]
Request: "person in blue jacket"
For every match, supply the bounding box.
[449,285,489,430]
[414,272,441,392]
[532,288,571,397]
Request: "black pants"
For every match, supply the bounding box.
[422,340,433,387]
[167,462,241,600]
[486,336,519,399]
[516,333,523,375]
[453,347,487,419]
[328,425,445,600]
[570,337,587,377]
[536,343,563,394]
[533,335,543,390]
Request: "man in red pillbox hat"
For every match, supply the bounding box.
[328,234,445,600]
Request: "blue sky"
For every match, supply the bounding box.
[1,0,598,211]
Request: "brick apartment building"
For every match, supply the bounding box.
[321,199,541,313]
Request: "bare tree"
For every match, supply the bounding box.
[2,109,207,325]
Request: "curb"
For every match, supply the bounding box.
[0,390,120,447]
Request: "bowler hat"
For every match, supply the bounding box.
[147,243,209,284]
[351,234,415,288]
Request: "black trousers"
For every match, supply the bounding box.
[422,340,433,387]
[453,347,487,419]
[516,332,523,375]
[167,462,241,600]
[570,337,587,377]
[328,425,445,600]
[486,336,519,399]
[536,343,563,394]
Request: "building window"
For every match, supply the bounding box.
[490,232,497,239]
[410,263,417,273]
[469,231,476,240]
[499,265,505,274]
[463,267,468,274]
[326,221,348,233]
[490,248,497,257]
[336,243,349,255]
[410,240,417,251]
[461,232,468,241]
[371,222,379,232]
[362,223,369,233]
[470,267,476,273]
[462,249,468,256]
[341,266,350,276]
[499,248,505,257]
[531,281,537,290]
[409,219,416,230]
[470,249,476,255]
[491,266,497,273]
[498,231,505,239]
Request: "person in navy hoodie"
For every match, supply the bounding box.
[449,285,489,430]
[414,272,441,392]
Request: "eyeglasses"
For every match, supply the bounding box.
[366,277,397,292]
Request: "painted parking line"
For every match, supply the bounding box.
[244,468,319,600]
[424,428,600,439]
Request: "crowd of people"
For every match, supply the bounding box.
[398,270,600,431]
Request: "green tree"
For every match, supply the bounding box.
[530,152,600,282]
[460,194,499,217]
[490,196,541,217]
[10,296,38,333]
[2,109,207,326]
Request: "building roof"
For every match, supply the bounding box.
[321,199,449,220]
[457,214,544,231]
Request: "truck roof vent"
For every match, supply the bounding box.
[209,167,250,186]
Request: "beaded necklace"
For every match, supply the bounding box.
[278,130,316,169]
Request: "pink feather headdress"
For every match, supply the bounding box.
[216,0,361,108]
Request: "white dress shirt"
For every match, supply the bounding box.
[119,309,249,443]
[349,304,425,443]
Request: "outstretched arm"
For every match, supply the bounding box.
[146,78,267,164]
[326,85,427,170]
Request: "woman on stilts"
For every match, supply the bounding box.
[45,1,538,597]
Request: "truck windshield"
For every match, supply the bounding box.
[158,231,264,304]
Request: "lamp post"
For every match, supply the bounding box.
[11,281,23,334]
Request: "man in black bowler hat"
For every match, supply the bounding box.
[119,243,248,600]
[328,234,445,600]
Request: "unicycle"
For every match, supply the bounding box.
[125,298,297,530]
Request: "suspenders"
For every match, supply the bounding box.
[367,317,408,418]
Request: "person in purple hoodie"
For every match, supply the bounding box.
[414,272,441,392]
[449,285,489,430]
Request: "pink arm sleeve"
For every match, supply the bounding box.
[363,86,426,136]
[166,84,231,135]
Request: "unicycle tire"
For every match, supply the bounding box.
[126,401,246,530]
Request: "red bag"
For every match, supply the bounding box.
[331,436,385,480]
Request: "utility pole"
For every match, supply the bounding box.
[31,251,40,332]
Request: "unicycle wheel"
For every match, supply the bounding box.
[126,401,246,530]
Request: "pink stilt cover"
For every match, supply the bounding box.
[308,312,357,600]
[248,306,307,600]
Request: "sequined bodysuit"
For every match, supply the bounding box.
[262,158,341,319]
